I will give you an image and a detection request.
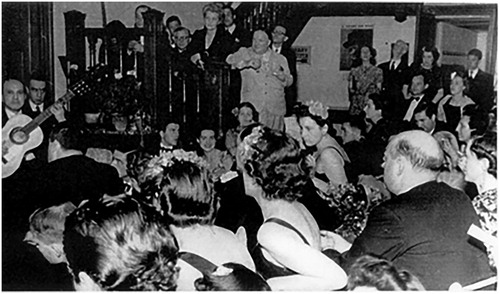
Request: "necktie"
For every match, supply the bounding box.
[390,61,395,71]
[35,105,41,114]
[469,70,474,79]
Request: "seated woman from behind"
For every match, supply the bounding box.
[63,195,179,291]
[140,149,255,290]
[348,254,425,291]
[294,101,350,193]
[238,125,347,290]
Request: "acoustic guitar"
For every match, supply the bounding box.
[2,65,108,178]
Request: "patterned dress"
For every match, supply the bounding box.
[472,188,497,270]
[348,64,383,115]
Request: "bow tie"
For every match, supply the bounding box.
[160,146,174,153]
[410,95,422,102]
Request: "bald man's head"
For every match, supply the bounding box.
[252,30,270,55]
[3,79,27,112]
[387,130,443,171]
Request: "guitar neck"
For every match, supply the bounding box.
[21,90,75,134]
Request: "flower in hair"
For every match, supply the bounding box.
[304,100,329,120]
[212,265,234,277]
[142,149,208,180]
[239,125,264,162]
[231,107,239,117]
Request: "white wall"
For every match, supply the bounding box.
[293,16,416,109]
[476,31,488,71]
[52,2,207,97]
[435,21,478,67]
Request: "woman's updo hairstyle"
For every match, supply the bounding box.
[159,156,216,227]
[239,126,311,202]
[138,150,216,227]
[293,101,330,128]
[64,195,179,291]
[470,131,497,177]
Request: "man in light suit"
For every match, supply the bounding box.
[338,130,494,290]
[464,48,494,111]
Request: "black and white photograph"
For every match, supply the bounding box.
[2,1,497,291]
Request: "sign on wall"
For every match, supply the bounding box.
[293,46,311,64]
[339,24,374,70]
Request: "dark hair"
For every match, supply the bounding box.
[367,93,384,112]
[194,263,271,291]
[49,121,87,152]
[64,195,179,291]
[345,114,367,136]
[240,126,311,202]
[166,15,181,26]
[413,100,436,119]
[293,103,329,128]
[348,255,425,291]
[29,70,47,83]
[470,131,497,177]
[158,157,217,227]
[410,71,429,85]
[238,102,259,123]
[222,5,235,15]
[467,48,483,60]
[357,45,377,65]
[173,26,190,36]
[463,105,489,137]
[420,45,440,66]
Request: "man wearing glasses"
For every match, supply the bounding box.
[271,25,297,116]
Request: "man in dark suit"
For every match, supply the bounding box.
[378,40,409,119]
[222,5,251,49]
[464,48,494,111]
[22,71,66,163]
[398,73,431,123]
[338,130,494,290]
[412,100,443,135]
[271,25,297,116]
[2,78,27,127]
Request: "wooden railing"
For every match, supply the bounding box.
[63,9,232,139]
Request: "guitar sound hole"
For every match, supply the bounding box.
[10,128,29,145]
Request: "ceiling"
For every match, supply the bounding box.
[423,3,496,32]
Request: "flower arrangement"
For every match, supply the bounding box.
[140,150,208,183]
[317,183,370,242]
[305,100,329,120]
[94,75,142,116]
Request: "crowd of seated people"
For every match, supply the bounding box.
[2,2,497,291]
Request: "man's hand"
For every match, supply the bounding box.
[50,103,66,122]
[272,66,286,82]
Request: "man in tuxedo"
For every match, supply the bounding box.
[400,73,431,122]
[165,15,182,49]
[378,40,409,119]
[271,25,297,116]
[2,78,27,127]
[222,5,251,49]
[159,121,181,153]
[339,130,494,290]
[464,48,494,111]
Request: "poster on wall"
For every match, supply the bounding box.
[339,24,374,71]
[293,46,311,64]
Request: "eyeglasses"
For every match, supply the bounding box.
[272,31,286,36]
[174,36,190,41]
